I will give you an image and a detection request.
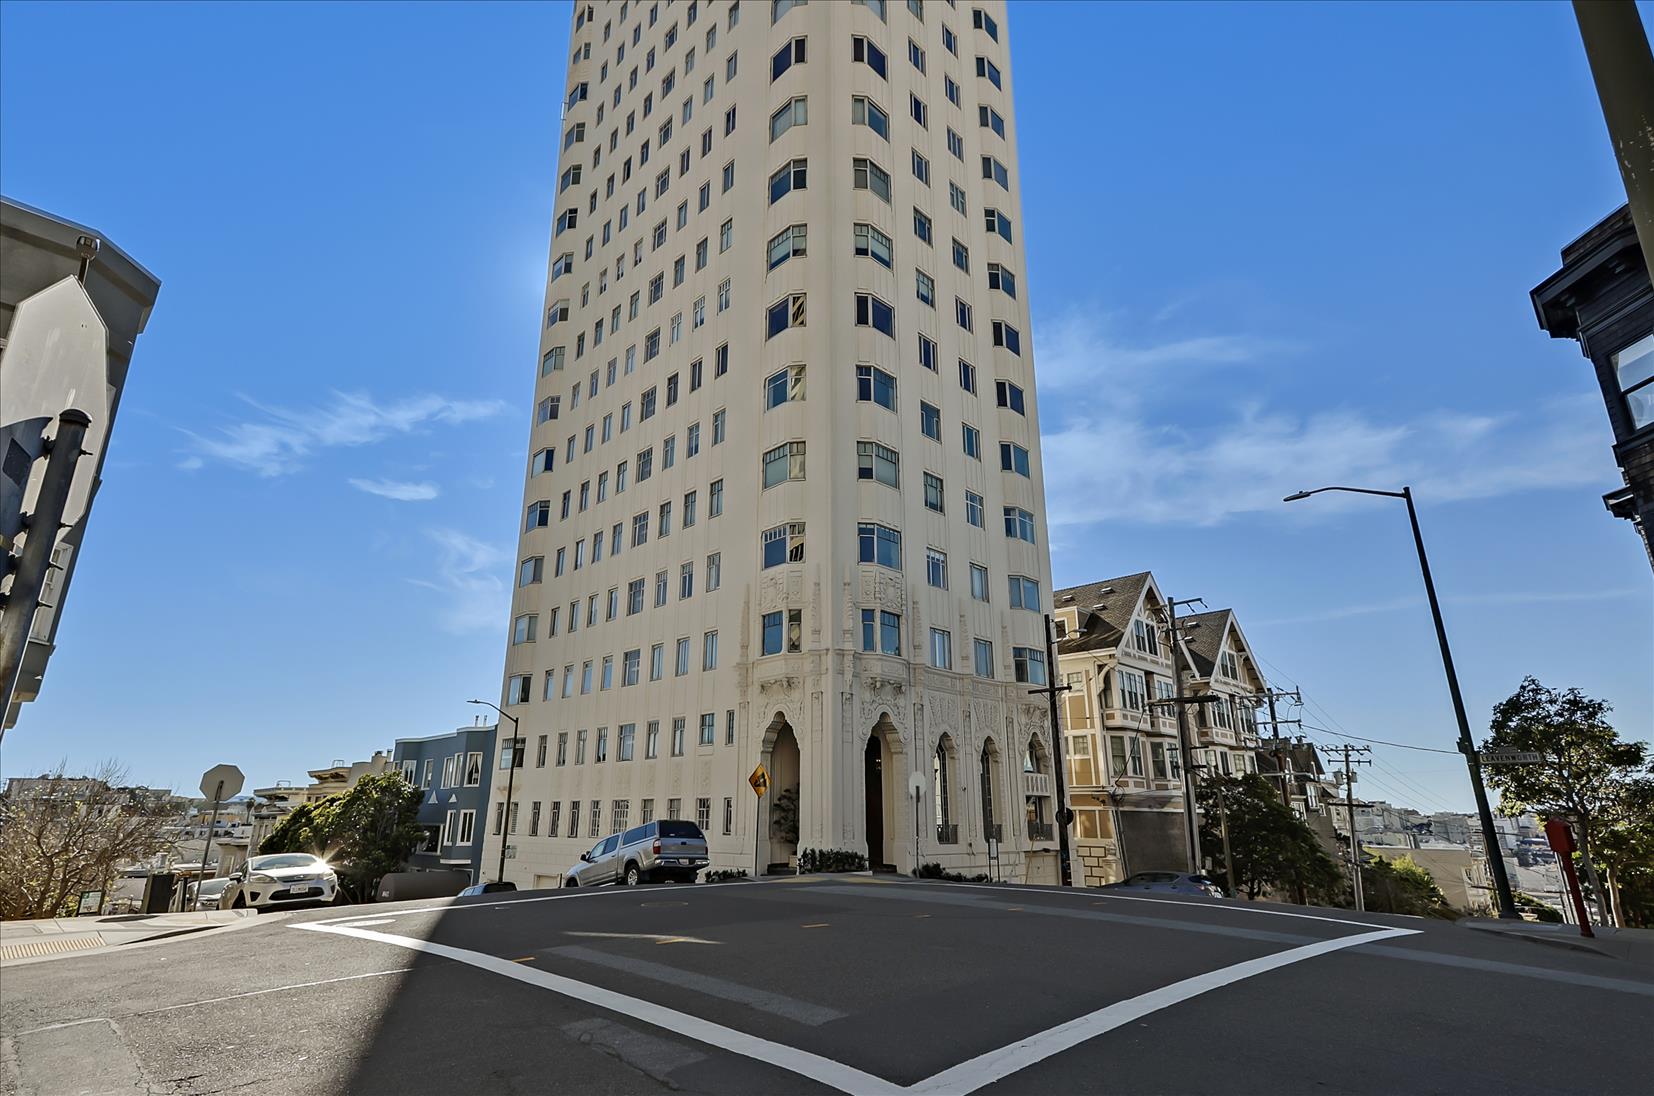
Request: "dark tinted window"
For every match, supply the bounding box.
[657,820,704,839]
[623,825,649,845]
[599,835,620,855]
[1129,872,1179,884]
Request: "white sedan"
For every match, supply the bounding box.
[220,853,339,910]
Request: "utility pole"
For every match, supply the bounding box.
[1162,596,1206,875]
[1027,614,1074,886]
[1326,743,1371,912]
[1253,687,1302,805]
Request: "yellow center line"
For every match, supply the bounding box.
[511,956,537,963]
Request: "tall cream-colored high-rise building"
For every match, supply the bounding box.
[484,0,1057,885]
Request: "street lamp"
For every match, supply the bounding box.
[467,699,520,886]
[1283,484,1519,919]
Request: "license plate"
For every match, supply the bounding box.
[287,886,316,896]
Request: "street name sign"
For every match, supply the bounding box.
[1479,750,1542,766]
[748,763,769,797]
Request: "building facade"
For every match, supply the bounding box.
[392,723,499,882]
[1,197,161,731]
[1532,205,1654,569]
[488,0,1057,886]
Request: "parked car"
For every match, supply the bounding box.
[458,881,518,897]
[188,876,233,910]
[376,870,469,903]
[564,819,709,887]
[1097,872,1226,899]
[220,853,339,910]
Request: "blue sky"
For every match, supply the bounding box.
[2,1,1648,815]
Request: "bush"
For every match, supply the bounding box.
[798,848,867,873]
[705,869,749,882]
[915,862,990,882]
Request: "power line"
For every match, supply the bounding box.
[1298,723,1459,755]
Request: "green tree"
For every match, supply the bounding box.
[1594,776,1654,928]
[1197,773,1343,902]
[1361,853,1456,919]
[1482,677,1650,926]
[255,773,423,902]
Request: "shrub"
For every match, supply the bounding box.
[705,869,749,882]
[798,848,867,873]
[915,862,990,883]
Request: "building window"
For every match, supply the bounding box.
[767,223,807,269]
[992,320,1021,355]
[853,222,894,267]
[703,630,719,670]
[697,797,712,831]
[1007,574,1040,611]
[970,562,990,601]
[851,35,887,77]
[988,262,1017,299]
[923,471,944,512]
[770,157,807,203]
[771,36,806,80]
[766,364,807,409]
[918,333,937,371]
[672,717,686,755]
[1013,646,1047,685]
[723,797,734,835]
[999,441,1030,477]
[1615,333,1654,429]
[857,522,902,569]
[1004,506,1036,543]
[929,628,953,670]
[974,638,994,678]
[762,440,807,487]
[762,522,806,567]
[962,423,982,459]
[856,365,897,410]
[854,292,894,336]
[857,440,900,487]
[925,547,948,589]
[770,95,808,141]
[767,292,807,338]
[852,157,891,202]
[920,401,941,440]
[861,609,902,655]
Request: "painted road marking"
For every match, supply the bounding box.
[566,930,719,945]
[551,944,848,1026]
[295,918,1414,1095]
[296,921,903,1095]
[512,956,537,963]
[332,918,397,927]
[801,922,830,929]
[906,927,1418,1095]
[142,968,414,1016]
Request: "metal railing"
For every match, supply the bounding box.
[1027,821,1053,841]
[935,823,959,844]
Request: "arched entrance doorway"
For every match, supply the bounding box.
[864,715,904,871]
[761,713,802,873]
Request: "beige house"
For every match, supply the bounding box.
[485,0,1059,885]
[1053,574,1269,885]
[248,751,392,850]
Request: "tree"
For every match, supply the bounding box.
[1482,677,1650,926]
[0,762,176,920]
[1594,775,1654,928]
[256,773,423,902]
[1361,853,1456,919]
[1197,773,1343,903]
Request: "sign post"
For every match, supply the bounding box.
[909,772,927,876]
[194,764,245,909]
[749,763,769,879]
[1544,817,1594,937]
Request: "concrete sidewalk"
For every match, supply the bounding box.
[1461,917,1654,963]
[0,909,257,965]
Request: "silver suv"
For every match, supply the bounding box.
[564,819,709,887]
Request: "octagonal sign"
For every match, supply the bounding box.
[200,764,245,802]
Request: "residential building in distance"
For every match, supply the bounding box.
[1532,204,1654,569]
[1053,573,1269,885]
[0,197,162,731]
[248,750,392,850]
[392,722,498,882]
[488,0,1056,885]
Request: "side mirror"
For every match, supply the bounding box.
[580,852,591,862]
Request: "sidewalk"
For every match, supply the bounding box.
[1460,917,1654,964]
[0,909,257,965]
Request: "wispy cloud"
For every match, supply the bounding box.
[348,478,440,502]
[1036,307,1613,530]
[181,391,506,477]
[409,528,509,634]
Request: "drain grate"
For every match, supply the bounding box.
[0,935,105,961]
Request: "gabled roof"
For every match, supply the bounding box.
[1053,572,1154,657]
[1180,608,1233,678]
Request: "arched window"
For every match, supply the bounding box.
[933,736,955,842]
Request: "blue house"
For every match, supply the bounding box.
[392,722,497,883]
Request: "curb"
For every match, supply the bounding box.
[1461,921,1613,958]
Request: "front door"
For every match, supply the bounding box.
[865,734,884,869]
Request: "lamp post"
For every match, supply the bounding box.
[1283,485,1519,919]
[468,699,520,886]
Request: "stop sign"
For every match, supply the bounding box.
[199,764,245,803]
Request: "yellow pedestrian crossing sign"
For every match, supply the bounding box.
[749,764,769,797]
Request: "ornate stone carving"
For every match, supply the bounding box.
[860,571,905,612]
[758,574,787,612]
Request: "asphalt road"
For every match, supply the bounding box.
[3,876,1650,1095]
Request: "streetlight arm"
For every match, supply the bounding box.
[1283,485,1408,503]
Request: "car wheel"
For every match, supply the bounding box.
[624,864,641,887]
[231,893,246,909]
[564,878,577,888]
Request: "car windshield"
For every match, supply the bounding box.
[657,821,703,839]
[249,854,321,870]
[197,878,231,893]
[1129,872,1180,884]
